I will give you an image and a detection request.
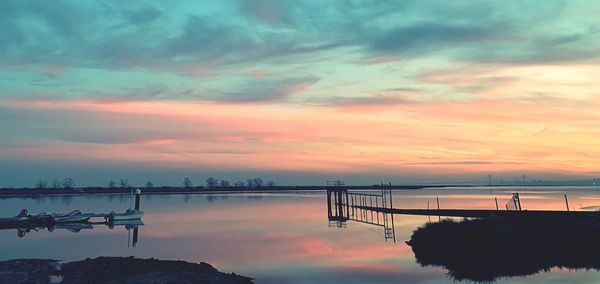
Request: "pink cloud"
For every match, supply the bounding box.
[4,97,600,176]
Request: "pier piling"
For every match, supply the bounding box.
[134,188,142,211]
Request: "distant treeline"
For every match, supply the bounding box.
[27,177,277,191]
[0,178,444,196]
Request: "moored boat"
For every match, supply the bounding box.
[0,209,35,228]
[51,210,93,223]
[108,209,144,222]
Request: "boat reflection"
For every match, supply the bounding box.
[406,217,600,282]
[3,219,143,247]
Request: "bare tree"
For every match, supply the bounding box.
[35,180,48,189]
[206,177,218,189]
[234,181,245,187]
[246,178,254,188]
[219,180,230,187]
[62,178,75,189]
[252,177,264,188]
[107,180,117,188]
[51,180,61,189]
[266,180,275,188]
[118,178,130,188]
[145,181,154,189]
[183,177,193,188]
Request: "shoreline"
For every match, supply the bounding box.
[1,184,598,198]
[0,185,454,197]
[0,257,253,284]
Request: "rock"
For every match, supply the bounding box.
[0,259,58,284]
[0,257,253,284]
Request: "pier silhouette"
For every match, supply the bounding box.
[325,182,600,282]
[326,181,396,241]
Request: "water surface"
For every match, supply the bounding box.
[2,186,600,283]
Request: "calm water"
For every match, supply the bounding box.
[2,186,600,283]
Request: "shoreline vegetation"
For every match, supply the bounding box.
[407,217,600,282]
[2,183,600,197]
[0,257,253,284]
[0,185,454,197]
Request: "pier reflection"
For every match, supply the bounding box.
[324,187,600,282]
[326,186,396,242]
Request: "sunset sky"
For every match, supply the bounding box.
[2,0,600,187]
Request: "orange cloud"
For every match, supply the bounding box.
[3,96,600,177]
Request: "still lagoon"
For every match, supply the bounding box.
[2,186,600,283]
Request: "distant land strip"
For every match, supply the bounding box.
[0,185,465,197]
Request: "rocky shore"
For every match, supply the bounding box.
[0,257,253,284]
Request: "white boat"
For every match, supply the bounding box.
[108,209,144,222]
[51,210,92,223]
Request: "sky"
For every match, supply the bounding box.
[1,0,600,187]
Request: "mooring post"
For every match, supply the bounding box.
[337,190,343,219]
[327,190,332,218]
[565,194,570,212]
[369,196,373,220]
[436,196,441,221]
[375,197,379,223]
[134,188,141,211]
[331,192,336,216]
[132,227,139,247]
[427,200,431,222]
[345,190,349,218]
[495,197,499,211]
[351,194,355,216]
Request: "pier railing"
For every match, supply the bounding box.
[327,184,396,242]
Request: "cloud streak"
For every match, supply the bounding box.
[2,0,600,185]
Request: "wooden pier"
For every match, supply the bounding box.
[351,206,600,219]
[328,184,600,227]
[327,181,396,241]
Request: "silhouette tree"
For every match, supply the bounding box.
[51,180,61,189]
[234,181,245,188]
[107,180,117,188]
[62,178,75,189]
[145,181,154,189]
[183,177,193,188]
[266,180,275,188]
[35,180,48,189]
[252,178,264,188]
[246,178,264,188]
[118,179,130,188]
[220,180,230,187]
[206,177,218,189]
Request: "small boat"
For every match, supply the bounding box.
[108,209,144,222]
[0,209,34,228]
[53,222,94,233]
[108,219,144,230]
[51,210,92,223]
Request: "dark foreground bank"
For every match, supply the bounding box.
[407,216,600,282]
[0,257,253,284]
